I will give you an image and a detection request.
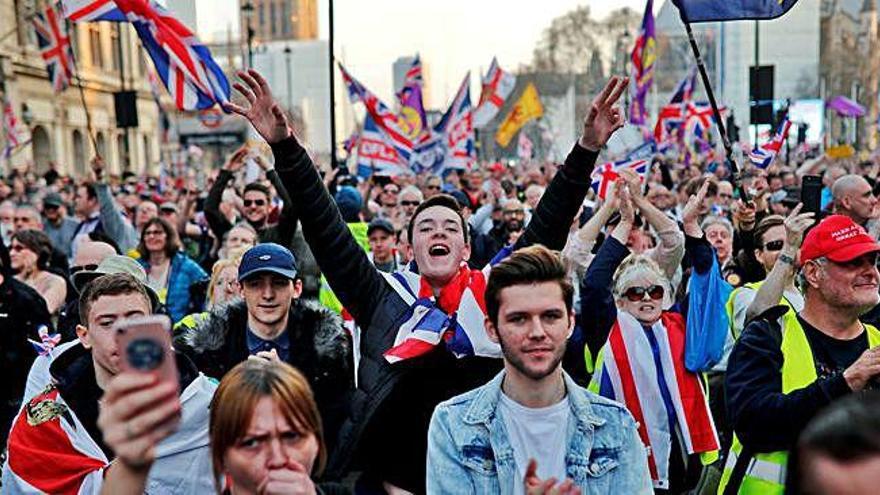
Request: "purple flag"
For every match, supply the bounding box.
[630,0,656,125]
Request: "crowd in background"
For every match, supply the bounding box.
[2,70,880,495]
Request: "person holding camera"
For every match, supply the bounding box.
[2,273,217,494]
[721,214,880,494]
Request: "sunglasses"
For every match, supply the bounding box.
[243,199,267,207]
[761,240,784,252]
[70,264,99,275]
[383,188,399,194]
[401,200,421,207]
[425,185,440,190]
[623,285,665,302]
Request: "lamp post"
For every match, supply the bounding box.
[240,2,255,68]
[620,28,632,113]
[284,45,293,113]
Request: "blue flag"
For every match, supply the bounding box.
[685,255,733,372]
[674,0,799,23]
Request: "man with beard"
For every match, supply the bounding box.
[721,215,880,493]
[225,68,628,492]
[426,245,651,494]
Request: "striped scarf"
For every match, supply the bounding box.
[382,261,504,363]
[590,311,718,488]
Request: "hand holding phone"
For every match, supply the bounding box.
[114,315,179,394]
[801,175,823,216]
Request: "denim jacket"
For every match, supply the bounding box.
[427,370,652,494]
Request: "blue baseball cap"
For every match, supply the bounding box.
[238,243,298,282]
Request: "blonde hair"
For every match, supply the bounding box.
[612,254,673,308]
[209,360,326,491]
[206,254,243,305]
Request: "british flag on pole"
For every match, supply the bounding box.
[61,0,230,111]
[32,4,75,93]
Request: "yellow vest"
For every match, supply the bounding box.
[717,311,880,494]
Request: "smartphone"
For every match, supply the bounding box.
[114,315,178,391]
[801,175,823,215]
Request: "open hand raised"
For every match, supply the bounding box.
[225,69,292,144]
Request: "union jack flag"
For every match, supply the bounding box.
[749,118,791,169]
[28,325,62,357]
[654,67,698,143]
[61,0,230,111]
[3,95,31,159]
[339,63,414,161]
[32,4,75,93]
[403,54,423,87]
[591,158,649,200]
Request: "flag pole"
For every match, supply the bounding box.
[65,21,99,158]
[677,7,749,200]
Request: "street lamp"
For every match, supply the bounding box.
[284,45,293,112]
[620,28,632,111]
[240,2,255,68]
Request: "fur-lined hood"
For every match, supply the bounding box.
[174,298,349,367]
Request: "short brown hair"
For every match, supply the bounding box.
[406,193,469,245]
[485,245,573,327]
[754,215,785,248]
[209,360,326,490]
[137,217,181,259]
[78,272,152,324]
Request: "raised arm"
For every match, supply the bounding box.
[746,205,814,323]
[226,69,387,324]
[90,157,138,252]
[580,183,634,357]
[516,76,628,252]
[623,169,684,279]
[260,154,299,246]
[204,148,247,242]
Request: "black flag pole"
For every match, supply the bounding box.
[677,7,750,201]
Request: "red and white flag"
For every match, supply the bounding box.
[473,57,516,128]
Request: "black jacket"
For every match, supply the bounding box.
[270,135,598,485]
[205,169,321,298]
[0,272,53,444]
[173,299,352,451]
[725,306,855,453]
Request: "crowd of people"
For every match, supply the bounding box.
[1,67,880,495]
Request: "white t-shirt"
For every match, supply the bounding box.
[499,392,571,495]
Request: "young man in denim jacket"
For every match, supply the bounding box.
[427,245,652,494]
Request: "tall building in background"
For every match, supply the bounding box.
[392,55,430,107]
[240,0,318,42]
[165,0,198,31]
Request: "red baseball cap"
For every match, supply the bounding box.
[800,215,880,265]
[488,162,504,173]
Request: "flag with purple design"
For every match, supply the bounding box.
[61,0,230,110]
[630,0,656,125]
[339,63,414,163]
[749,117,791,168]
[591,158,650,200]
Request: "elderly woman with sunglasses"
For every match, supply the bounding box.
[580,181,719,493]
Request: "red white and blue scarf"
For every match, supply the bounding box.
[590,311,718,488]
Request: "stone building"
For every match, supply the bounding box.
[0,0,161,176]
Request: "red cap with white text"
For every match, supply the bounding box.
[799,215,880,265]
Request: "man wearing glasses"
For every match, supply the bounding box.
[422,175,442,199]
[722,214,880,494]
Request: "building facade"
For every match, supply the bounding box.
[240,0,318,43]
[1,0,161,177]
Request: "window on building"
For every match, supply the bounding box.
[88,25,103,68]
[270,1,277,38]
[109,28,120,72]
[283,1,291,37]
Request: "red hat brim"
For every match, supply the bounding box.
[825,241,880,263]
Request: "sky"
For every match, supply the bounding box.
[195,0,658,107]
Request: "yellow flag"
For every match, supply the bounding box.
[495,83,544,147]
